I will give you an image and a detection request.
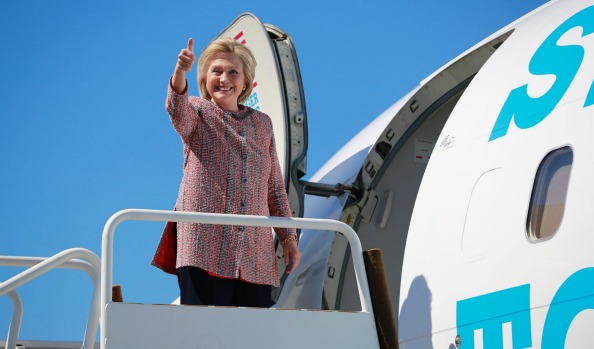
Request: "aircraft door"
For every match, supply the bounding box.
[214,13,308,219]
[213,14,308,300]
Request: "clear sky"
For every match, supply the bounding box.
[1,0,549,342]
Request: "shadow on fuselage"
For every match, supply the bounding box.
[399,275,433,349]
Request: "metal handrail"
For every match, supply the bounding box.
[4,290,22,349]
[0,249,101,349]
[101,209,373,348]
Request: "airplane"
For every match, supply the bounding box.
[2,0,594,347]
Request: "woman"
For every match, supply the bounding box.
[152,37,300,307]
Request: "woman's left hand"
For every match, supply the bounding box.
[283,239,301,273]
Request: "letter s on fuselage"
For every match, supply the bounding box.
[489,5,594,141]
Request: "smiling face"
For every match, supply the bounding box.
[205,52,246,112]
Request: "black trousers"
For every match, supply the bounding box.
[176,266,272,307]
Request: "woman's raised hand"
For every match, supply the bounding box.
[172,38,196,94]
[176,38,196,72]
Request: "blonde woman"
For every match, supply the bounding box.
[152,38,300,307]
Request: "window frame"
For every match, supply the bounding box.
[526,146,573,241]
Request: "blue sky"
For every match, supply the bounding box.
[1,0,549,342]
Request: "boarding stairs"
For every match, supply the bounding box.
[1,209,393,349]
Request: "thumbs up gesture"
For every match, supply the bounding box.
[172,38,196,94]
[176,38,196,73]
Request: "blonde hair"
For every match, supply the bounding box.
[197,37,257,104]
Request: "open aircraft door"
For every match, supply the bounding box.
[213,13,308,296]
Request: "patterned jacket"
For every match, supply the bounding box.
[156,82,296,286]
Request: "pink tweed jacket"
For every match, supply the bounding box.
[153,82,296,287]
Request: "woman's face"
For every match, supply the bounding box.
[205,52,246,112]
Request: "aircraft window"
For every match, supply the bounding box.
[527,147,573,240]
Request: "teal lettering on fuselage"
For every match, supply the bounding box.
[456,268,594,348]
[489,6,594,141]
[542,267,594,348]
[456,285,532,349]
